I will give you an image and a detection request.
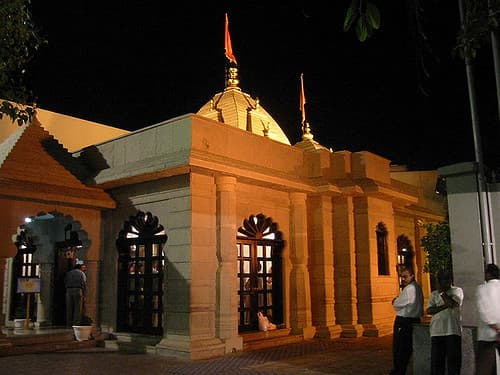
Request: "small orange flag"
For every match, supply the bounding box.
[300,73,306,125]
[225,13,237,64]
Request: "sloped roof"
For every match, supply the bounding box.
[0,106,129,152]
[0,116,115,209]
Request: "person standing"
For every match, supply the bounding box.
[390,266,424,375]
[475,263,500,375]
[426,269,463,375]
[64,263,86,326]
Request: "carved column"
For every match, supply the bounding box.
[308,194,342,338]
[289,192,315,338]
[215,175,242,352]
[333,196,363,337]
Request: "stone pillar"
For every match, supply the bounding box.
[84,259,99,325]
[289,192,315,338]
[438,162,493,326]
[35,263,49,327]
[0,258,9,343]
[333,196,363,337]
[308,194,342,338]
[215,175,242,353]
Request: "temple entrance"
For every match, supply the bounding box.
[9,213,87,327]
[237,214,283,332]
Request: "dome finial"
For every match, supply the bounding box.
[302,122,314,140]
[226,66,239,88]
[224,14,239,89]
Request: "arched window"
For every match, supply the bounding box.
[237,213,283,332]
[376,222,389,275]
[396,234,414,269]
[116,211,167,335]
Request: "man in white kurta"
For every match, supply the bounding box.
[427,269,463,375]
[476,263,500,375]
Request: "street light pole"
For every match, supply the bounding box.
[457,0,495,264]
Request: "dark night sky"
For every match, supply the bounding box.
[26,1,499,171]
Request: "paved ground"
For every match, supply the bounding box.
[0,335,396,375]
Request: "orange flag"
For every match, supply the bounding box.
[225,13,237,64]
[300,73,306,125]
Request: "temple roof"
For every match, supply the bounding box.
[196,66,291,145]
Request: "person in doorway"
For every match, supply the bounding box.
[64,263,86,327]
[390,266,424,375]
[475,263,500,375]
[426,269,463,375]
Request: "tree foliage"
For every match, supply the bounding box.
[343,0,499,58]
[421,219,452,278]
[455,0,500,59]
[343,0,381,42]
[0,0,45,125]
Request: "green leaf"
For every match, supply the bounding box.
[355,16,368,42]
[366,3,381,30]
[343,1,358,32]
[421,219,452,278]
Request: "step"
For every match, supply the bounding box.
[242,328,304,351]
[0,328,105,357]
[103,332,161,353]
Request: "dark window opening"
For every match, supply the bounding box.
[376,222,389,275]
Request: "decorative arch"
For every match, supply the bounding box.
[237,213,282,240]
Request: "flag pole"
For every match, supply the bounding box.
[300,73,306,127]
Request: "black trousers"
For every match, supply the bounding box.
[390,316,420,375]
[430,335,461,375]
[476,340,498,375]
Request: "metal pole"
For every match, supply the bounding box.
[458,0,495,263]
[488,0,500,120]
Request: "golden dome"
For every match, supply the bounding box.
[196,67,291,145]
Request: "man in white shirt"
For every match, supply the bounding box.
[475,263,500,375]
[426,269,463,375]
[390,266,424,375]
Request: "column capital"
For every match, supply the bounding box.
[215,175,237,192]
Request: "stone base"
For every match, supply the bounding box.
[153,335,226,360]
[314,324,343,339]
[340,324,364,338]
[223,335,243,354]
[413,323,476,375]
[290,326,316,339]
[111,332,162,353]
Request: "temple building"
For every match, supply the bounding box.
[0,53,446,359]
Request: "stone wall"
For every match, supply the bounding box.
[413,323,476,375]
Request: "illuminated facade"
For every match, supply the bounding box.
[0,68,446,359]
